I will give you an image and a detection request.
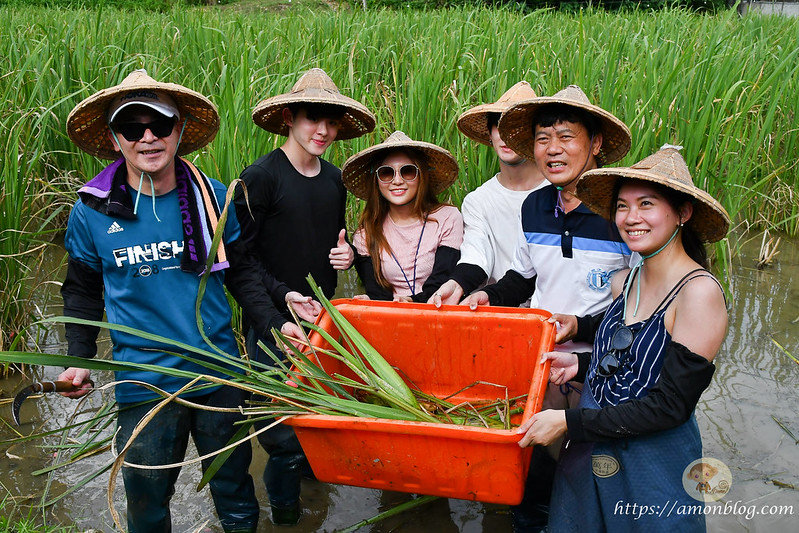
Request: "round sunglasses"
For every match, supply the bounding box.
[596,324,635,378]
[376,164,420,183]
[111,116,177,142]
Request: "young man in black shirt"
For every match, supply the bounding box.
[233,68,375,526]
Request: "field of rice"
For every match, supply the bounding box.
[2,4,798,350]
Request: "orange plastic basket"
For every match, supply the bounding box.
[283,299,555,505]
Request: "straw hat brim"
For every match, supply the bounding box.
[342,138,459,200]
[498,97,632,165]
[457,101,512,146]
[252,91,376,140]
[576,167,730,243]
[67,80,219,160]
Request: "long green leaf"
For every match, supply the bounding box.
[306,275,419,409]
[197,420,253,491]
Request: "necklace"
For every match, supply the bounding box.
[389,218,427,295]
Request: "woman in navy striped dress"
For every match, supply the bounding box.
[516,146,730,532]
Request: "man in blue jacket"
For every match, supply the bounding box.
[57,69,303,533]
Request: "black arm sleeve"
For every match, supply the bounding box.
[564,341,716,442]
[573,351,591,383]
[61,258,105,359]
[224,238,287,337]
[574,312,606,344]
[353,254,393,301]
[232,177,293,311]
[448,262,488,297]
[411,246,460,303]
[482,270,537,307]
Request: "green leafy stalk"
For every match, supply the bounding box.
[771,337,799,366]
[339,495,439,533]
[771,415,799,445]
[305,274,420,410]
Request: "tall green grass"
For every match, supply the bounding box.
[1,4,798,345]
[1,488,78,533]
[4,5,797,225]
[0,29,76,358]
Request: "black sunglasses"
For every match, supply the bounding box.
[376,164,420,183]
[111,116,177,142]
[596,325,635,378]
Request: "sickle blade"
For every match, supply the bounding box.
[11,384,39,426]
[11,381,80,426]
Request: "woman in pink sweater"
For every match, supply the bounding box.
[342,131,463,301]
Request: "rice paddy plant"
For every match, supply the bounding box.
[0,491,78,533]
[1,4,798,339]
[0,32,77,361]
[3,4,797,219]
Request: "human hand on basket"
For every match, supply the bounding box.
[548,313,578,344]
[460,290,489,310]
[516,409,567,448]
[429,279,464,307]
[285,291,322,322]
[279,321,307,351]
[542,351,579,385]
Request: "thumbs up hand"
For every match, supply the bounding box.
[329,228,354,270]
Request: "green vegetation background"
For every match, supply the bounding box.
[1,2,797,528]
[2,1,798,349]
[0,0,733,12]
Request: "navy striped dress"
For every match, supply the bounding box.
[588,285,672,407]
[548,269,716,533]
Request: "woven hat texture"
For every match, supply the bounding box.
[498,84,631,165]
[456,81,537,146]
[67,69,219,159]
[252,68,375,140]
[576,145,730,242]
[341,131,459,200]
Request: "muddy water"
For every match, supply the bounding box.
[1,233,797,532]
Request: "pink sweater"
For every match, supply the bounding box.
[354,205,463,297]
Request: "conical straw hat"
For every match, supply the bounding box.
[67,69,219,159]
[341,131,459,200]
[456,81,538,146]
[576,145,730,243]
[498,84,632,165]
[252,68,376,140]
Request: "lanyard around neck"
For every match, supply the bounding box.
[389,218,427,295]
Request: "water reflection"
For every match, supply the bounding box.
[2,233,798,531]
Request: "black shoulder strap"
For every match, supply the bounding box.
[655,268,725,314]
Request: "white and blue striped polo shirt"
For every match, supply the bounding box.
[512,184,634,319]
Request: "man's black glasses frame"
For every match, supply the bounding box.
[111,116,177,142]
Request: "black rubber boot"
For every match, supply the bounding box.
[511,445,556,532]
[270,502,302,526]
[264,451,305,525]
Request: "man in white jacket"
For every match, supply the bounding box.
[430,81,547,306]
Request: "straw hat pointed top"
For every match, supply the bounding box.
[252,68,376,140]
[498,84,632,165]
[576,145,730,243]
[67,69,220,160]
[456,81,538,146]
[341,131,459,200]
